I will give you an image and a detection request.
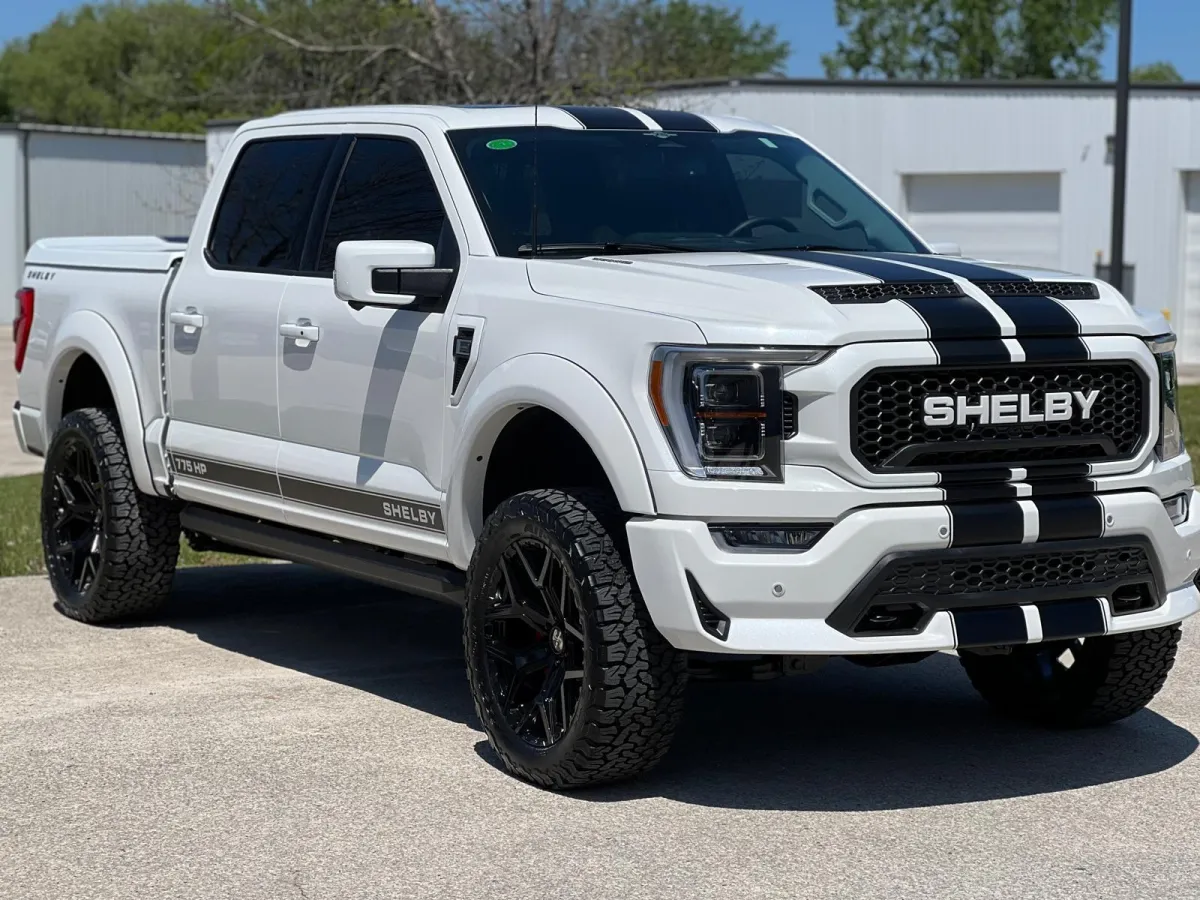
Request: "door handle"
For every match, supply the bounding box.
[280,320,320,346]
[169,307,205,334]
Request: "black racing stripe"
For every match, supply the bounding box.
[953,606,1028,648]
[556,106,647,130]
[992,295,1083,339]
[1018,337,1091,362]
[169,454,280,496]
[941,469,1018,503]
[949,501,1025,547]
[929,338,1009,364]
[766,250,954,283]
[279,476,444,532]
[868,252,1030,282]
[1026,464,1093,497]
[1033,496,1104,541]
[1038,598,1106,640]
[902,296,1002,340]
[637,108,717,132]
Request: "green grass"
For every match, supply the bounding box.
[0,472,248,578]
[5,387,1200,578]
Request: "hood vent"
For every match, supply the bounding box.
[976,281,1100,300]
[811,282,964,303]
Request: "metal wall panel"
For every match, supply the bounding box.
[26,132,206,245]
[651,85,1200,360]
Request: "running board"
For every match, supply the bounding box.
[179,506,466,605]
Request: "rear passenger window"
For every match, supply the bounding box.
[208,137,336,271]
[317,137,447,271]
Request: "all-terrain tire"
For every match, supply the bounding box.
[959,625,1182,727]
[41,408,180,623]
[464,488,687,789]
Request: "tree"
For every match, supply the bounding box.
[0,0,789,130]
[0,1,250,131]
[822,0,1118,81]
[1131,60,1183,83]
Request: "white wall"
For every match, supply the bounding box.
[4,127,206,316]
[0,132,25,312]
[653,84,1200,329]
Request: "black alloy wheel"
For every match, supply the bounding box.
[464,488,687,789]
[45,432,106,595]
[42,408,180,623]
[482,537,586,749]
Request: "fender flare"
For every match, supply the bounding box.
[444,353,655,568]
[43,310,157,495]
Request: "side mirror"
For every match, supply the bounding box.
[333,240,453,308]
[928,241,962,257]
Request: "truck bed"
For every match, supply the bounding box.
[25,236,187,273]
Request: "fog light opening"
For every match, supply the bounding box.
[712,524,829,551]
[1164,492,1190,527]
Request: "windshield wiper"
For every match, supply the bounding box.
[517,241,701,257]
[759,244,863,253]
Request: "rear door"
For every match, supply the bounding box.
[274,129,463,558]
[165,134,338,519]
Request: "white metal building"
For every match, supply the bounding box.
[206,81,1200,363]
[1,123,206,312]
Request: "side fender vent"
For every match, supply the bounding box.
[451,327,475,393]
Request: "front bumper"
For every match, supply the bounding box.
[627,487,1200,654]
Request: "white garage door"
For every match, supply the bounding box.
[904,172,1062,271]
[1183,173,1200,366]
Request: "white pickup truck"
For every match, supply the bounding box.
[12,105,1199,788]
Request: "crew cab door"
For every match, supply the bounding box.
[164,135,340,520]
[274,130,462,559]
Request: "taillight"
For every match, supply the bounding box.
[13,287,34,373]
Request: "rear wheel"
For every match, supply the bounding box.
[464,488,687,789]
[959,625,1182,726]
[41,408,180,623]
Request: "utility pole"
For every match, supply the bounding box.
[1108,0,1133,295]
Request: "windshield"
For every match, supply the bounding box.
[447,126,925,257]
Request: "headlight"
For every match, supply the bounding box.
[649,346,828,480]
[1147,335,1184,460]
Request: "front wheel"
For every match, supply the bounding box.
[959,625,1182,727]
[464,488,687,789]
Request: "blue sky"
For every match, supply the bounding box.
[0,0,1196,80]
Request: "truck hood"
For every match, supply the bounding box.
[526,249,1167,346]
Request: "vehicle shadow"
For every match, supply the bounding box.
[163,564,1198,812]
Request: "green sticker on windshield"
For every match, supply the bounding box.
[486,138,518,150]
[758,137,778,149]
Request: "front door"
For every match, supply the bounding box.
[274,131,461,558]
[165,135,340,520]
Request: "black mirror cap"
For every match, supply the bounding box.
[370,267,455,299]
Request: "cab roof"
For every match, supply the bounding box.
[237,104,793,137]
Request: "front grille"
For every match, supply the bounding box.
[854,362,1147,470]
[811,282,963,303]
[976,281,1100,300]
[879,545,1152,599]
[830,541,1160,636]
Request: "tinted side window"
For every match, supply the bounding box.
[208,137,336,271]
[318,137,447,271]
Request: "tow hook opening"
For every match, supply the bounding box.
[1110,582,1157,615]
[854,601,927,634]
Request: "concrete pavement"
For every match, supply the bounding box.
[1,333,42,477]
[1,565,1199,899]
